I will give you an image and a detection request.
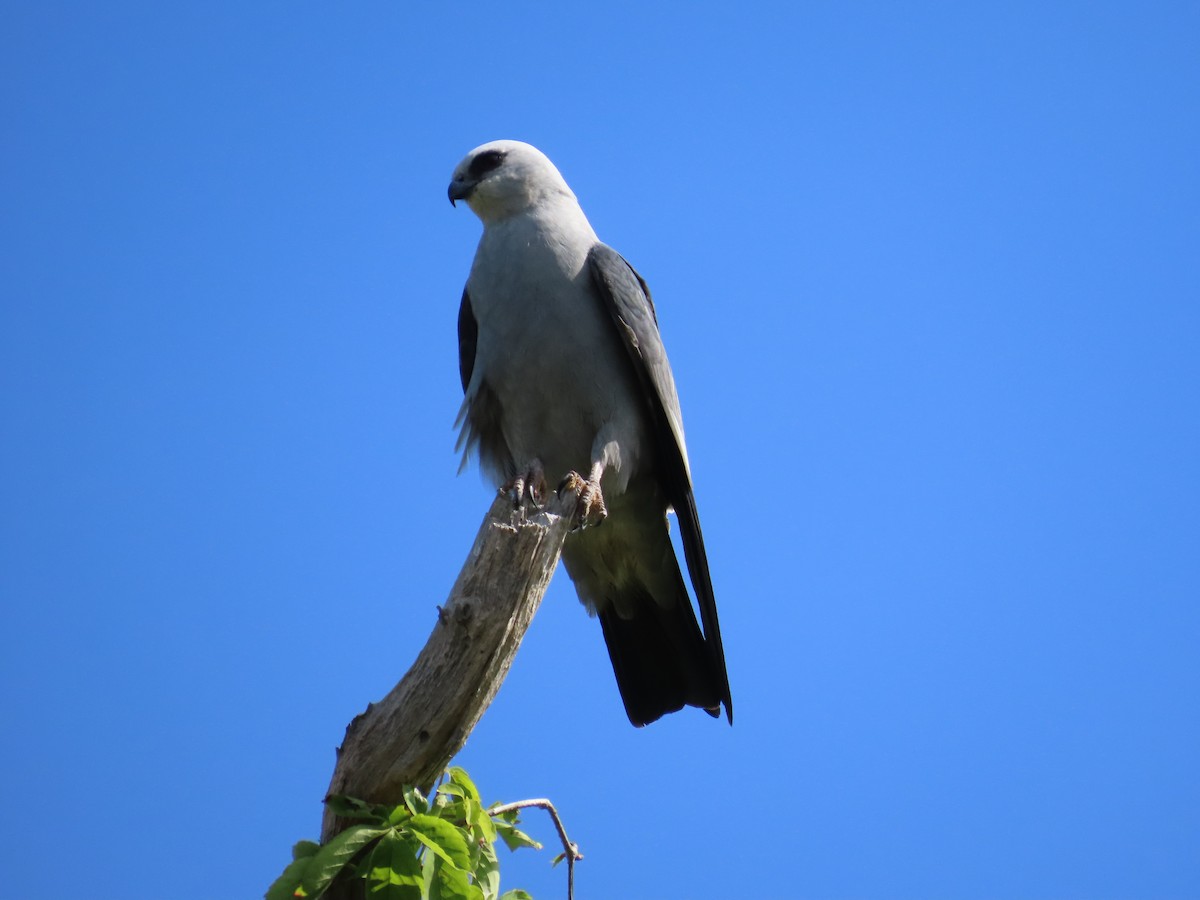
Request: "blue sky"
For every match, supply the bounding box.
[2,3,1197,898]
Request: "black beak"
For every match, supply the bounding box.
[448,179,474,207]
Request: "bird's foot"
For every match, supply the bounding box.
[501,460,547,513]
[558,470,607,530]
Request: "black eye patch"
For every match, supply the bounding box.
[468,149,507,180]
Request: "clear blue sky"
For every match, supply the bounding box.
[2,3,1197,898]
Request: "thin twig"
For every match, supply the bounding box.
[488,798,583,900]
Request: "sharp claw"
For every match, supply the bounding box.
[582,483,608,527]
[557,470,607,530]
[503,462,548,514]
[528,472,546,509]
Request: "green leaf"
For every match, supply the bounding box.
[293,840,321,860]
[427,855,483,900]
[325,795,387,823]
[447,767,482,804]
[433,798,465,826]
[493,821,542,853]
[364,833,423,899]
[408,814,472,871]
[498,891,533,900]
[265,854,314,900]
[474,839,501,900]
[386,803,413,828]
[300,825,387,898]
[465,798,496,845]
[402,785,428,816]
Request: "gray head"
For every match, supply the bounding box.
[448,140,576,223]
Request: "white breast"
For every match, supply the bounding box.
[465,202,648,493]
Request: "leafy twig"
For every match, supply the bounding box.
[488,799,583,900]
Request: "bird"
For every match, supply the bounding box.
[448,140,731,727]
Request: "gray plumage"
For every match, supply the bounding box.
[448,140,731,726]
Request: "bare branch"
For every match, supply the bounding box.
[489,798,584,900]
[321,490,576,843]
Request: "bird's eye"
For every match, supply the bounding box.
[468,149,507,179]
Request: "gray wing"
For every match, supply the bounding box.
[586,243,732,722]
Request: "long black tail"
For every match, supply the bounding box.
[599,583,723,727]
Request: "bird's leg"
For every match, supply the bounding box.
[502,459,547,511]
[580,460,608,524]
[558,460,608,530]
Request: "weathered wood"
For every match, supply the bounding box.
[321,490,576,843]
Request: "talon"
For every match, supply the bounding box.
[528,471,547,509]
[503,460,547,512]
[508,474,526,508]
[558,470,607,530]
[579,480,607,525]
[556,471,582,497]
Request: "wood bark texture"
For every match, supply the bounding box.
[321,490,576,843]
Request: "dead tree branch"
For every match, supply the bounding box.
[321,490,577,843]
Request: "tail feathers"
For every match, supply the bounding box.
[598,586,723,727]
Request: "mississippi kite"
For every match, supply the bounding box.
[448,140,731,726]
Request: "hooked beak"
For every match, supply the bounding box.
[448,178,475,207]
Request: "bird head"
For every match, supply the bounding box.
[448,140,576,223]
